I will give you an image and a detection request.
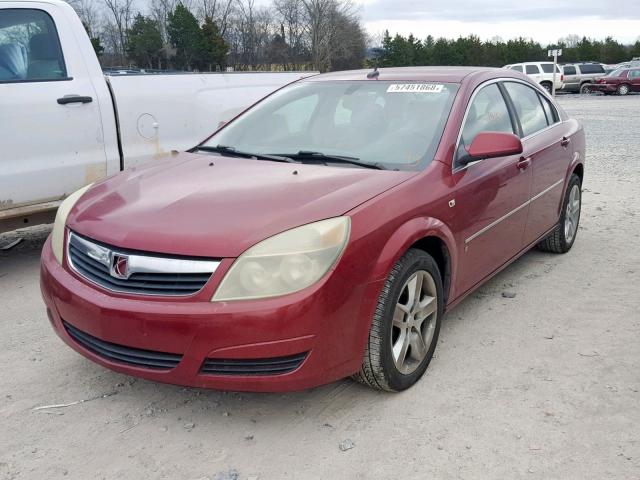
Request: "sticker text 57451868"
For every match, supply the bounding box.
[387,84,445,93]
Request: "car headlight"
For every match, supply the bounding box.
[212,217,350,301]
[51,184,93,264]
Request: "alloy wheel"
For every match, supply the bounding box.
[564,184,581,244]
[391,270,438,375]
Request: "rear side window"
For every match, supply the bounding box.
[503,82,548,137]
[563,66,576,75]
[458,83,514,157]
[510,65,523,73]
[526,65,540,74]
[0,9,66,82]
[580,64,605,74]
[541,64,554,73]
[538,93,559,125]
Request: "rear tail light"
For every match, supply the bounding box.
[561,74,564,81]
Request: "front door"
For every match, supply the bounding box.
[450,82,532,295]
[0,4,106,212]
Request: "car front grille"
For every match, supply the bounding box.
[67,232,219,296]
[200,352,308,376]
[63,321,182,370]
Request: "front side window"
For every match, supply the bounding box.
[503,82,548,137]
[629,69,640,79]
[203,81,459,171]
[526,65,540,75]
[458,83,514,155]
[0,9,66,82]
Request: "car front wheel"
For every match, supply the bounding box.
[537,174,582,253]
[354,249,442,392]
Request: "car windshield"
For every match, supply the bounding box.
[201,80,459,171]
[607,68,627,77]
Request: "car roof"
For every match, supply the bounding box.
[303,66,510,84]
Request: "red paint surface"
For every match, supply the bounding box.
[41,67,585,391]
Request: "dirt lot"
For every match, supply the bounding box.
[1,94,639,480]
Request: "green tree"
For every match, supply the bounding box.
[167,4,204,70]
[126,14,163,68]
[201,16,229,71]
[81,21,104,57]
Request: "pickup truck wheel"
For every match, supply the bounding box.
[353,249,442,392]
[579,83,593,94]
[537,174,582,253]
[617,84,630,95]
[540,82,552,93]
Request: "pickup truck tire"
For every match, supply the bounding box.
[617,84,630,95]
[540,81,552,93]
[537,174,582,254]
[580,83,593,94]
[353,249,442,392]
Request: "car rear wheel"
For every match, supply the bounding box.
[580,83,593,94]
[540,82,552,93]
[617,84,630,95]
[537,174,582,253]
[353,249,442,392]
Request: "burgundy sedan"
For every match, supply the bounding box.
[40,67,585,392]
[593,67,640,95]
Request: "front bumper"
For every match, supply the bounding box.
[40,236,379,392]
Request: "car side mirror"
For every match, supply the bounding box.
[458,132,523,165]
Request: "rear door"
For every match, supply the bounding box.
[501,81,572,245]
[0,3,106,213]
[451,82,532,294]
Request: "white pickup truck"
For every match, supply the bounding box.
[0,0,314,233]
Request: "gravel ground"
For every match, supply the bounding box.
[1,94,639,480]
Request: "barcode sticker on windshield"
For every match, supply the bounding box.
[387,83,444,93]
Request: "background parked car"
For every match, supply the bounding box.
[592,68,640,95]
[561,63,606,93]
[504,62,564,93]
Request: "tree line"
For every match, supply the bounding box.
[372,32,640,68]
[68,0,367,72]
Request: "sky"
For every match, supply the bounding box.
[352,0,640,45]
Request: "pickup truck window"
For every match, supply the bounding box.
[0,9,67,82]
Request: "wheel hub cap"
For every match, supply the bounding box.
[564,184,581,243]
[391,270,438,375]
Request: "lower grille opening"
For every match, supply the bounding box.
[200,352,308,376]
[63,321,182,370]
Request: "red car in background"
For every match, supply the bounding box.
[593,67,640,95]
[40,67,585,392]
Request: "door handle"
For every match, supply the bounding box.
[57,95,93,105]
[517,157,531,170]
[560,136,571,147]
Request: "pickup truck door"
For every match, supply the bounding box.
[0,3,107,216]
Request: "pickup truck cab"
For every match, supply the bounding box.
[0,0,313,233]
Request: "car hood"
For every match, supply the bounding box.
[68,153,415,258]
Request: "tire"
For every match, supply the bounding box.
[353,249,443,392]
[579,83,593,94]
[617,84,630,95]
[540,82,552,94]
[537,174,582,253]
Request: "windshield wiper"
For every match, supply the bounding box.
[271,151,385,170]
[194,145,296,163]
